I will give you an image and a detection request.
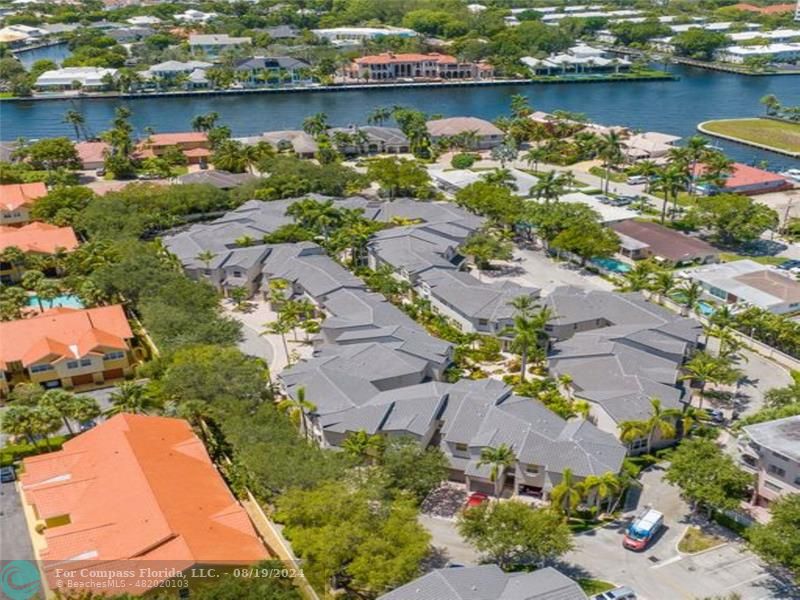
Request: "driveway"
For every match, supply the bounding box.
[480,247,614,295]
[564,467,798,600]
[0,480,36,563]
[419,514,480,568]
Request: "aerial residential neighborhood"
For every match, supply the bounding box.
[1,0,800,599]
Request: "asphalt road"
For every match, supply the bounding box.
[564,467,799,600]
[0,480,36,563]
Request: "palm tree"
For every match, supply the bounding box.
[35,279,62,309]
[622,261,653,292]
[618,397,681,454]
[653,166,688,224]
[532,170,565,204]
[342,429,385,464]
[628,159,659,192]
[502,311,539,383]
[277,386,317,438]
[29,406,62,449]
[264,317,292,365]
[1,405,38,445]
[683,135,711,196]
[680,351,740,409]
[302,112,329,138]
[678,280,704,316]
[596,130,626,194]
[106,381,159,416]
[196,250,216,271]
[477,443,517,498]
[63,109,86,141]
[678,404,708,437]
[524,147,548,173]
[651,271,675,304]
[192,112,219,132]
[39,389,80,435]
[367,106,392,126]
[550,468,583,519]
[760,94,780,116]
[581,471,621,513]
[508,294,538,319]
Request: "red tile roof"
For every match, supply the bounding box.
[74,141,109,165]
[730,2,795,13]
[698,162,788,191]
[0,222,79,254]
[145,132,209,147]
[0,305,132,369]
[355,52,458,65]
[0,182,47,211]
[21,414,268,594]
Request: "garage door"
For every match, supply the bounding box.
[71,374,94,386]
[468,479,495,495]
[103,368,124,381]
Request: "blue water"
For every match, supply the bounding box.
[13,42,71,69]
[27,294,84,309]
[1,64,798,168]
[592,257,632,273]
[697,301,715,316]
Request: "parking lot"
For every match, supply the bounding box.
[565,468,799,600]
[0,480,35,563]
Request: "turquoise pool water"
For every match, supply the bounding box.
[27,294,85,309]
[697,301,715,316]
[592,257,632,274]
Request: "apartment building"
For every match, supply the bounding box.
[0,222,79,283]
[1,181,47,225]
[739,416,800,506]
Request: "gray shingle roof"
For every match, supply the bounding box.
[176,170,256,189]
[234,56,310,70]
[378,565,587,600]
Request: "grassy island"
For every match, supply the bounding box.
[698,118,800,156]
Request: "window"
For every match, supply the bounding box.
[772,452,789,462]
[764,481,782,492]
[233,270,242,277]
[767,464,786,478]
[525,465,539,475]
[794,476,800,486]
[104,351,125,361]
[30,364,53,373]
[79,358,92,367]
[66,361,79,369]
[478,319,489,326]
[454,443,468,452]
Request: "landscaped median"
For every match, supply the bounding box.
[698,118,800,157]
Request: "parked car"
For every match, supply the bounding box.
[623,508,664,551]
[596,195,613,204]
[609,196,635,206]
[1,466,16,483]
[79,419,97,432]
[704,408,725,425]
[464,492,489,510]
[626,175,649,185]
[592,587,637,600]
[777,259,800,275]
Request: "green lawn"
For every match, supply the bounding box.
[578,579,616,595]
[700,118,800,154]
[678,526,725,554]
[719,253,785,266]
[589,166,628,183]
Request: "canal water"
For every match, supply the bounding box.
[13,42,72,69]
[2,64,798,168]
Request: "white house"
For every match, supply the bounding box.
[311,26,417,46]
[35,67,117,90]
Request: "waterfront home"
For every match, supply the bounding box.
[1,181,47,225]
[75,141,109,170]
[255,130,318,157]
[176,170,255,189]
[136,131,211,164]
[418,269,540,336]
[623,131,681,161]
[126,15,160,25]
[716,42,800,64]
[0,305,135,396]
[347,52,493,81]
[426,117,504,149]
[106,26,153,43]
[551,192,637,225]
[684,259,800,315]
[739,416,800,507]
[728,28,800,44]
[522,44,631,76]
[545,287,701,451]
[327,125,409,154]
[697,162,792,195]
[312,26,417,46]
[144,60,213,81]
[35,66,117,90]
[19,414,268,596]
[189,33,252,58]
[232,56,312,86]
[0,222,79,283]
[610,220,720,265]
[379,565,588,600]
[430,167,538,196]
[175,9,217,22]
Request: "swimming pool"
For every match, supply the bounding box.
[27,294,85,310]
[696,301,716,316]
[591,257,632,274]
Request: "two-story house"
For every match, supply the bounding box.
[739,416,800,506]
[232,56,312,86]
[0,305,136,396]
[0,222,79,283]
[1,182,47,226]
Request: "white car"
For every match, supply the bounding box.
[626,175,649,185]
[593,587,637,600]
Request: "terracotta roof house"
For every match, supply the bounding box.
[20,414,268,595]
[698,162,792,196]
[426,117,504,149]
[136,132,211,164]
[0,222,80,283]
[730,2,795,14]
[0,181,47,225]
[74,141,109,170]
[611,220,720,265]
[348,52,493,81]
[0,305,135,396]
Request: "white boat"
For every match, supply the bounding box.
[780,168,800,183]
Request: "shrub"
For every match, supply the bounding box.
[451,153,478,169]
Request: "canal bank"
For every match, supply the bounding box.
[2,64,798,168]
[698,119,800,158]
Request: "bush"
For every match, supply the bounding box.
[1,436,69,466]
[451,153,478,169]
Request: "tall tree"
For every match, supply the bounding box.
[618,397,681,454]
[477,443,517,498]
